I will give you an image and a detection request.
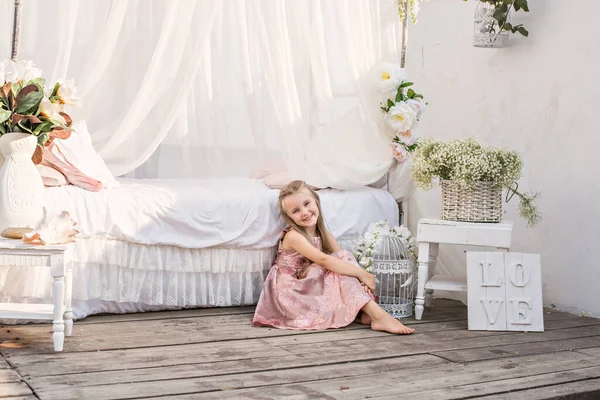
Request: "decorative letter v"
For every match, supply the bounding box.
[481,298,504,325]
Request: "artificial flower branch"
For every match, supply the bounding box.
[378,62,426,164]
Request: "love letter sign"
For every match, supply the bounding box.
[467,252,543,332]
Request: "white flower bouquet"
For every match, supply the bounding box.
[0,60,81,163]
[378,62,426,163]
[412,137,542,227]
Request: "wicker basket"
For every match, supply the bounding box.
[441,180,502,223]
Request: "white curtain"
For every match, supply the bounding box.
[0,0,413,194]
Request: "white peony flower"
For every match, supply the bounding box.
[0,60,18,83]
[386,102,417,132]
[396,130,415,146]
[39,98,66,124]
[56,79,81,108]
[406,97,427,119]
[19,60,43,82]
[0,63,4,85]
[391,142,408,163]
[0,59,42,83]
[377,62,407,93]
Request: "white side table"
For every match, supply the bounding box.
[0,238,74,351]
[414,218,513,320]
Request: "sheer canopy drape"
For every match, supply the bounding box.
[0,0,413,195]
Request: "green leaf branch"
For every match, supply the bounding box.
[505,182,542,228]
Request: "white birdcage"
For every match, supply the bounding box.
[371,234,416,318]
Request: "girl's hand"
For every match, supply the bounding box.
[359,271,376,292]
[361,283,374,296]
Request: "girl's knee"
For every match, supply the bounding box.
[332,250,358,263]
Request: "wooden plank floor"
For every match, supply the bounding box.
[1,299,600,400]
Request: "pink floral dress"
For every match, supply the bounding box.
[253,230,374,330]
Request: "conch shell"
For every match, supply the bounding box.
[22,208,79,245]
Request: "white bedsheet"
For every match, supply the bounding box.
[44,178,398,249]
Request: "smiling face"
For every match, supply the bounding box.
[281,189,320,231]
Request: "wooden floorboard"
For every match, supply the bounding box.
[1,299,599,400]
[475,377,600,400]
[151,352,600,400]
[0,353,35,399]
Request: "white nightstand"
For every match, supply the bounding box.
[0,238,74,351]
[414,218,514,320]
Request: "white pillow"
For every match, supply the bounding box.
[51,120,120,189]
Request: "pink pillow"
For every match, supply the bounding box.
[262,171,326,190]
[42,120,120,192]
[249,158,287,179]
[263,171,293,189]
[36,164,68,187]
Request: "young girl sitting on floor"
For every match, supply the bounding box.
[253,180,415,335]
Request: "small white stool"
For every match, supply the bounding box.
[414,218,513,320]
[0,238,74,351]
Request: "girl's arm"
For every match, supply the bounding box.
[283,230,375,290]
[327,232,343,253]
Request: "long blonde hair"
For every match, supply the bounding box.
[278,180,336,254]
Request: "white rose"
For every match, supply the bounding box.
[378,62,407,93]
[39,98,66,124]
[56,79,81,108]
[0,63,5,84]
[406,97,426,119]
[394,226,412,239]
[386,102,417,132]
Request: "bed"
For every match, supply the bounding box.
[0,178,399,319]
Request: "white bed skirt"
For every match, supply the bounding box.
[0,236,361,320]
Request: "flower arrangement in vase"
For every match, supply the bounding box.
[0,60,81,230]
[377,62,426,164]
[411,137,541,227]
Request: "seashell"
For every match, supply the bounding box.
[22,208,79,245]
[1,227,33,239]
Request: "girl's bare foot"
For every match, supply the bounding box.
[371,313,415,335]
[359,313,371,325]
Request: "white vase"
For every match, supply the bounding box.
[0,132,45,230]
